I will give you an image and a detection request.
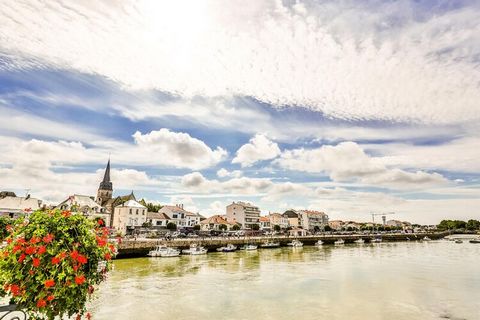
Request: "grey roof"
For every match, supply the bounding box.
[0,196,42,212]
[147,211,171,220]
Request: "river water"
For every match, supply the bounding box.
[90,240,480,320]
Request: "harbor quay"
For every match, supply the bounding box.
[116,231,449,258]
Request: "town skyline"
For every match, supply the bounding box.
[1,1,480,224]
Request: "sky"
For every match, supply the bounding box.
[0,0,479,224]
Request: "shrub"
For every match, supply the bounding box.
[0,209,116,320]
[166,222,177,231]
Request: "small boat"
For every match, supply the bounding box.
[147,245,169,257]
[182,244,208,255]
[160,247,181,257]
[469,239,480,244]
[334,239,345,245]
[218,244,237,252]
[371,238,382,243]
[287,239,303,247]
[455,239,463,244]
[315,240,323,246]
[422,236,432,241]
[245,244,258,251]
[260,241,280,248]
[354,238,365,244]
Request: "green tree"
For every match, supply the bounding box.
[0,216,14,241]
[232,224,241,231]
[251,224,260,231]
[166,222,177,231]
[273,225,281,232]
[324,225,332,232]
[219,224,227,231]
[142,221,152,228]
[140,199,163,213]
[193,224,201,231]
[466,219,480,231]
[313,226,320,233]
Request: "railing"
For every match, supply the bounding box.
[0,305,27,320]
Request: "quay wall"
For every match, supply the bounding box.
[116,232,449,258]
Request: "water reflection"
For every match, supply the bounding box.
[90,242,480,320]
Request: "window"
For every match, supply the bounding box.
[173,214,177,219]
[142,210,145,215]
[136,209,139,215]
[129,209,132,214]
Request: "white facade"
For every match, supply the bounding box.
[0,195,42,218]
[226,201,260,229]
[298,210,329,231]
[158,205,202,228]
[112,200,147,234]
[56,194,110,226]
[147,211,171,227]
[268,213,289,230]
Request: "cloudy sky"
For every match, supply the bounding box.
[1,0,479,224]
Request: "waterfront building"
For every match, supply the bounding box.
[328,220,344,230]
[56,194,110,226]
[226,201,261,230]
[283,209,301,228]
[158,204,202,228]
[147,211,172,227]
[200,215,240,231]
[288,227,308,237]
[259,216,271,231]
[0,192,43,218]
[298,210,329,231]
[112,199,147,234]
[268,212,289,230]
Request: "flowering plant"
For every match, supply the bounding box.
[0,209,116,319]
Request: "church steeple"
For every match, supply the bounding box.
[99,159,112,191]
[96,159,113,205]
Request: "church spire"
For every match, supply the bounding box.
[99,159,112,191]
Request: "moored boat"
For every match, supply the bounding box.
[182,244,208,255]
[354,238,365,244]
[334,239,345,245]
[455,239,463,244]
[422,236,432,241]
[147,245,169,257]
[260,241,280,248]
[218,244,237,252]
[160,247,181,257]
[287,239,303,247]
[371,237,382,243]
[469,239,480,244]
[245,244,258,250]
[315,240,323,246]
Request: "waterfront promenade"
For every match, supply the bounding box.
[116,231,449,257]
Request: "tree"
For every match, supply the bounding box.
[313,226,320,233]
[273,225,281,232]
[0,209,115,319]
[219,224,227,231]
[166,222,177,231]
[251,224,260,231]
[139,199,162,213]
[232,224,241,231]
[193,224,201,231]
[324,225,332,232]
[466,219,480,231]
[142,221,152,228]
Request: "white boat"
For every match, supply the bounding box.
[334,239,345,245]
[371,238,382,243]
[182,244,208,255]
[354,238,365,244]
[315,240,323,246]
[147,245,169,257]
[455,239,463,244]
[287,239,303,247]
[245,244,258,251]
[260,241,280,248]
[217,244,237,252]
[160,247,181,257]
[422,236,432,241]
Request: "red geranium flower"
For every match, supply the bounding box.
[37,245,46,255]
[47,295,55,301]
[12,245,22,253]
[32,257,40,267]
[25,246,36,255]
[29,236,41,244]
[43,234,54,243]
[37,299,47,308]
[16,238,26,245]
[51,257,61,265]
[75,275,86,285]
[44,279,55,288]
[62,210,71,217]
[76,254,88,264]
[96,236,107,247]
[70,250,79,259]
[97,219,104,226]
[6,238,12,244]
[18,253,26,263]
[10,284,21,296]
[6,225,13,233]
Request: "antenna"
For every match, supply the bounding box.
[25,189,30,197]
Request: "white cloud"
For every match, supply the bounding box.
[275,141,448,188]
[132,129,227,170]
[1,0,479,124]
[232,134,280,167]
[181,172,272,195]
[216,168,242,178]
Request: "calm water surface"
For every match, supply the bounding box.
[90,241,480,320]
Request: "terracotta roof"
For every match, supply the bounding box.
[259,216,270,222]
[147,211,170,220]
[200,215,239,226]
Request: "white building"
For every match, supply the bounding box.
[147,211,172,227]
[0,194,43,218]
[298,210,329,231]
[56,194,110,226]
[200,215,239,231]
[112,199,147,234]
[158,205,202,228]
[226,201,261,230]
[259,216,271,230]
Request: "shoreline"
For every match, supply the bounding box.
[115,231,450,258]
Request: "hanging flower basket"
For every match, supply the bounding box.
[0,209,116,319]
